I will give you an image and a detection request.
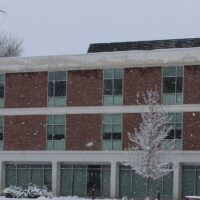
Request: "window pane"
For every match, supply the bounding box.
[0,117,3,124]
[53,134,65,140]
[166,127,175,139]
[48,72,54,81]
[104,69,114,79]
[102,169,110,197]
[48,82,54,97]
[0,98,4,108]
[163,77,176,93]
[104,96,113,105]
[163,67,176,77]
[113,124,122,133]
[103,114,112,123]
[114,79,122,95]
[61,169,73,196]
[119,169,132,197]
[176,113,182,122]
[47,116,54,124]
[112,140,122,150]
[53,140,65,149]
[176,77,183,93]
[104,80,113,95]
[113,133,121,139]
[48,97,54,106]
[132,172,146,198]
[114,69,123,79]
[102,140,112,150]
[103,132,111,140]
[31,169,43,187]
[0,74,4,82]
[54,125,65,135]
[163,94,176,104]
[112,114,122,123]
[55,71,66,80]
[17,169,29,188]
[6,168,16,187]
[0,84,4,98]
[176,94,183,104]
[55,81,66,96]
[54,115,65,124]
[114,95,123,105]
[177,66,183,77]
[54,97,66,106]
[103,124,112,133]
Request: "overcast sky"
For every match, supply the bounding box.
[0,0,200,57]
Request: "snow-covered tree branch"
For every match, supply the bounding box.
[126,89,173,200]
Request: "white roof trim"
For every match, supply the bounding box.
[0,47,200,73]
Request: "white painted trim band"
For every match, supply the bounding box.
[0,104,199,115]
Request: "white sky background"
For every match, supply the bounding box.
[0,0,200,57]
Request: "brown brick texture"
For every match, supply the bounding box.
[184,65,200,104]
[4,115,46,150]
[183,112,200,150]
[66,114,102,150]
[124,67,162,105]
[67,70,103,106]
[5,72,47,108]
[123,113,141,150]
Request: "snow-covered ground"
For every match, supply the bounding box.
[0,197,116,200]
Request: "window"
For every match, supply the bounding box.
[162,66,183,104]
[102,114,122,150]
[5,163,52,189]
[163,113,183,150]
[119,165,173,199]
[182,165,200,198]
[0,74,5,107]
[60,164,110,197]
[47,115,66,150]
[48,71,66,106]
[103,69,123,105]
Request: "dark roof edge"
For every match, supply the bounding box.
[87,38,200,53]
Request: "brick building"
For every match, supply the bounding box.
[0,38,200,199]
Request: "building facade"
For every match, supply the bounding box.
[0,39,200,199]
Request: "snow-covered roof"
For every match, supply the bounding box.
[0,47,200,73]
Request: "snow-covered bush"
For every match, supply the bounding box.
[26,184,52,198]
[3,184,52,198]
[3,185,25,198]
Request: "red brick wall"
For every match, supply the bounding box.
[66,114,102,150]
[67,70,103,106]
[183,112,200,150]
[184,66,200,104]
[124,67,162,105]
[5,72,47,108]
[123,113,141,149]
[4,115,46,150]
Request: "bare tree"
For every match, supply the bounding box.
[126,89,173,200]
[0,32,23,57]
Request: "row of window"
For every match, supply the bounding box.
[0,113,183,151]
[0,66,184,107]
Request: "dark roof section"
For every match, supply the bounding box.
[87,38,200,53]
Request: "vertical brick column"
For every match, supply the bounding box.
[66,114,102,150]
[124,67,162,105]
[183,112,200,150]
[184,65,200,104]
[5,72,47,108]
[67,70,103,106]
[4,115,46,150]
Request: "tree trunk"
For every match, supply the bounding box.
[146,177,153,200]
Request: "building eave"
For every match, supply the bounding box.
[0,47,200,73]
